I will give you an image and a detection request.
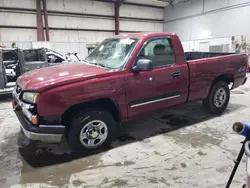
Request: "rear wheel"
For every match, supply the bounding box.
[202,81,230,114]
[66,109,117,152]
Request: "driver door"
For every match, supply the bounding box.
[126,37,189,119]
[19,48,49,74]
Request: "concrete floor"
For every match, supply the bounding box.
[1,75,250,188]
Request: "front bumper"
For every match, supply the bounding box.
[13,92,64,143]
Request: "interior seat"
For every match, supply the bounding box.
[153,44,175,67]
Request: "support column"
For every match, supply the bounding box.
[42,0,50,41]
[114,3,120,35]
[36,0,45,41]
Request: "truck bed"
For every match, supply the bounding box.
[186,52,247,102]
[185,52,236,61]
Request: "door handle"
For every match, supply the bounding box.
[172,71,181,78]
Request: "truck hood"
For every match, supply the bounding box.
[17,63,108,91]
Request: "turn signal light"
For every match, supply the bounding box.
[31,116,38,125]
[34,93,40,103]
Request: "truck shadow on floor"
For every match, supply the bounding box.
[18,102,244,168]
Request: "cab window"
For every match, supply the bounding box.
[138,38,175,68]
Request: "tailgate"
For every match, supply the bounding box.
[231,54,248,89]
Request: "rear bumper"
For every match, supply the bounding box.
[232,76,248,89]
[13,94,64,143]
[242,77,248,85]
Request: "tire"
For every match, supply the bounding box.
[202,81,230,114]
[66,109,117,152]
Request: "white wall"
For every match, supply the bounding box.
[0,0,36,9]
[0,0,164,58]
[164,0,250,51]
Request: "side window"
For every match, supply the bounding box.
[48,54,63,63]
[139,38,175,68]
[54,55,64,63]
[48,55,55,63]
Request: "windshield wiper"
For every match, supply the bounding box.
[83,59,113,69]
[85,61,110,69]
[93,63,111,70]
[83,59,100,67]
[82,59,90,64]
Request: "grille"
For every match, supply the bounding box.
[16,85,22,94]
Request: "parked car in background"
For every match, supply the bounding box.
[3,47,48,80]
[0,49,16,95]
[13,32,248,152]
[3,48,19,81]
[21,48,48,74]
[0,48,49,95]
[45,48,83,64]
[1,47,84,95]
[45,48,66,64]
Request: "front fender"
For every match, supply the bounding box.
[37,76,127,120]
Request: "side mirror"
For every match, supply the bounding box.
[132,59,153,73]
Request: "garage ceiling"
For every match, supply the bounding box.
[125,0,169,7]
[94,0,170,7]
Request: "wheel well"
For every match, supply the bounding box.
[61,98,121,126]
[205,74,234,98]
[212,74,234,85]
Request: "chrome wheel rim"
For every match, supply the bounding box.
[79,120,108,148]
[214,88,227,108]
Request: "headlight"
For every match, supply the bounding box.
[22,92,39,103]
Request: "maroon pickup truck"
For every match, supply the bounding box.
[12,32,247,151]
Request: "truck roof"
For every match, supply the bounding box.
[112,32,176,39]
[1,48,18,51]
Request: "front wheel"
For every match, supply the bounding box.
[66,109,117,152]
[202,81,230,114]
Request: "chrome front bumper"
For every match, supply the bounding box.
[20,124,63,143]
[13,89,64,144]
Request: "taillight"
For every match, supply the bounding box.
[238,66,247,73]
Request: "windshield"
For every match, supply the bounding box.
[85,38,138,69]
[23,49,46,62]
